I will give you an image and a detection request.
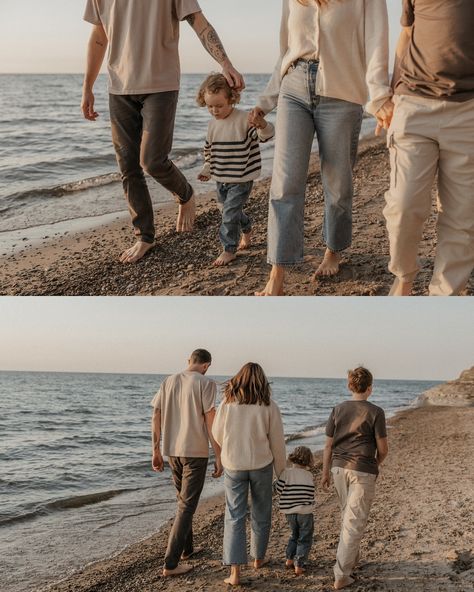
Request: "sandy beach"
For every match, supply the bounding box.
[44,404,474,592]
[2,138,471,296]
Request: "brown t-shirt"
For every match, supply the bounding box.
[84,0,201,94]
[325,400,387,475]
[396,0,474,102]
[151,371,216,458]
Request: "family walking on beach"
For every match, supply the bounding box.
[82,0,474,296]
[151,349,388,590]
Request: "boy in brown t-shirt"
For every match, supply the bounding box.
[321,367,388,590]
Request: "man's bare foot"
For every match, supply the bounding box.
[314,248,341,277]
[255,266,285,296]
[224,566,241,586]
[213,251,237,266]
[176,194,196,232]
[389,278,413,296]
[334,576,354,590]
[238,230,252,251]
[119,241,155,264]
[162,564,193,577]
[294,566,305,576]
[285,559,294,568]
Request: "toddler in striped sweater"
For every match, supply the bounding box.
[275,446,315,575]
[197,74,274,266]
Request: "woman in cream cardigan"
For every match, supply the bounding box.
[253,0,394,296]
[212,363,286,586]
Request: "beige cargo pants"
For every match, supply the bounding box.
[331,466,377,583]
[383,94,474,295]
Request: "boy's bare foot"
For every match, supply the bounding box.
[285,559,294,568]
[224,566,241,586]
[314,248,341,277]
[176,194,196,232]
[162,564,193,577]
[119,240,155,264]
[238,230,252,250]
[294,566,305,576]
[213,251,237,266]
[181,547,203,560]
[334,576,354,590]
[255,266,285,296]
[389,278,413,296]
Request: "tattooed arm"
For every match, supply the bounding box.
[186,11,245,90]
[82,24,108,121]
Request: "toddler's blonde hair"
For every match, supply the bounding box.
[196,73,241,108]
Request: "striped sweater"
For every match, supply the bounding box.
[275,466,315,515]
[200,108,274,183]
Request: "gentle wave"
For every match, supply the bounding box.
[285,424,326,443]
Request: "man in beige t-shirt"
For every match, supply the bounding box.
[82,1,244,264]
[151,348,222,576]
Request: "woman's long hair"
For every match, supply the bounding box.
[223,363,271,406]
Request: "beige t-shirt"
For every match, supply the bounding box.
[83,0,201,94]
[151,371,216,458]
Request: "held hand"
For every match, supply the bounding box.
[198,174,211,182]
[320,473,331,490]
[375,98,394,136]
[222,62,245,91]
[81,88,99,121]
[212,457,223,478]
[248,107,265,128]
[152,451,164,472]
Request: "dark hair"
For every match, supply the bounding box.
[348,367,373,394]
[190,349,212,365]
[223,362,271,406]
[196,73,241,107]
[288,446,313,467]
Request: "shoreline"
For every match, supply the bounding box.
[42,403,474,592]
[3,137,470,296]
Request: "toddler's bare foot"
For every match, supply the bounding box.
[314,248,341,277]
[162,564,193,577]
[255,266,285,296]
[119,241,155,264]
[285,559,294,568]
[213,251,237,266]
[176,194,196,232]
[224,566,241,586]
[294,566,305,576]
[334,576,354,589]
[389,278,413,296]
[238,230,252,250]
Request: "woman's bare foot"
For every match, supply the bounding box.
[294,565,305,576]
[253,558,269,569]
[238,230,252,250]
[224,565,241,586]
[314,248,341,277]
[389,278,413,296]
[176,194,196,232]
[119,240,155,264]
[334,576,354,589]
[285,559,294,568]
[162,563,193,577]
[214,251,237,266]
[255,266,285,296]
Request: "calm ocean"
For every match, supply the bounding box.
[0,370,437,592]
[0,74,376,245]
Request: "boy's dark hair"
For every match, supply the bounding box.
[196,73,241,107]
[288,446,313,467]
[348,367,373,394]
[190,349,212,365]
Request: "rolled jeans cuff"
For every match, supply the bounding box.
[175,183,194,205]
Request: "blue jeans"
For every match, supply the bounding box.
[216,181,253,253]
[286,513,314,567]
[268,60,363,265]
[223,463,273,565]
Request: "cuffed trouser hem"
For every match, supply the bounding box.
[266,258,304,267]
[174,183,194,205]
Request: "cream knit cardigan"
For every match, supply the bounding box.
[257,0,392,116]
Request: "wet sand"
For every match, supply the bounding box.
[1,138,473,296]
[45,405,474,592]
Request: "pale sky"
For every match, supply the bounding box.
[0,298,472,380]
[0,1,402,74]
